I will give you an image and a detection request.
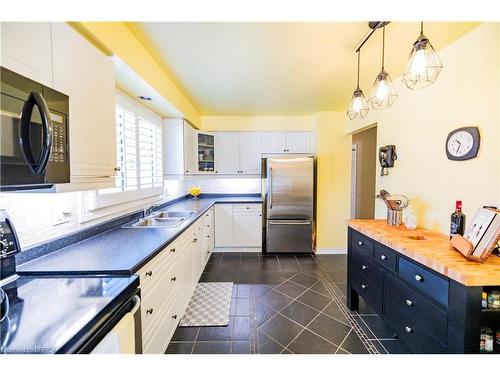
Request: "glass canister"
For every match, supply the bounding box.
[480,327,494,352]
[487,290,500,309]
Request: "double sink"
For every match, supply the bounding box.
[123,210,195,229]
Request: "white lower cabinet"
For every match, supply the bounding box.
[215,203,262,248]
[138,207,214,353]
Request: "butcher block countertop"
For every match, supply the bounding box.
[347,219,500,287]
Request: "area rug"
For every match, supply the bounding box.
[179,282,233,327]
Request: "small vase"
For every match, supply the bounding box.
[191,195,199,200]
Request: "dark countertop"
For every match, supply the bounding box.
[18,195,262,276]
[0,275,139,354]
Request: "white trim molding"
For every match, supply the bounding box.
[315,248,347,255]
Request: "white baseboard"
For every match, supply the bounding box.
[315,248,347,255]
[214,247,262,253]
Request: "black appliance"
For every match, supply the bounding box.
[1,67,70,190]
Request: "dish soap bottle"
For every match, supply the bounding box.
[450,200,465,239]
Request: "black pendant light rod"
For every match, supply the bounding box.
[355,21,390,53]
[356,50,360,87]
[381,26,385,70]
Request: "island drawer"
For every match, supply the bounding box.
[385,274,448,344]
[373,244,397,272]
[350,249,384,288]
[351,272,383,313]
[385,299,447,353]
[398,258,449,307]
[351,230,374,256]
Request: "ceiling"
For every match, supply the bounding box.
[126,22,479,116]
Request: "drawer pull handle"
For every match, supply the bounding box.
[193,238,198,243]
[170,248,176,253]
[145,271,153,277]
[207,235,210,238]
[358,241,364,246]
[171,276,177,282]
[361,265,367,270]
[380,255,387,260]
[404,326,413,333]
[172,314,178,320]
[146,308,153,315]
[206,224,210,227]
[207,251,211,254]
[414,274,423,282]
[361,284,367,290]
[405,299,413,306]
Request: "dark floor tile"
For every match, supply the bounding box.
[370,340,389,354]
[252,284,273,299]
[257,331,285,354]
[321,301,350,325]
[165,342,194,354]
[199,272,218,282]
[324,271,346,283]
[353,315,375,339]
[236,284,251,298]
[276,255,298,263]
[234,298,251,316]
[359,315,397,340]
[281,348,293,354]
[216,271,239,282]
[258,314,303,347]
[258,289,293,312]
[197,318,234,341]
[317,262,346,272]
[253,272,285,285]
[280,301,319,326]
[309,281,332,298]
[222,252,242,260]
[254,301,277,328]
[307,313,352,346]
[295,255,318,263]
[288,329,338,354]
[192,341,231,354]
[279,264,303,272]
[299,263,323,272]
[333,282,347,297]
[335,348,350,354]
[296,289,332,311]
[233,317,252,341]
[171,326,199,342]
[290,273,318,288]
[340,329,369,354]
[237,270,253,284]
[379,339,411,354]
[275,280,307,299]
[231,341,251,354]
[229,298,237,315]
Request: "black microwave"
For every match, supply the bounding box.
[0,67,70,191]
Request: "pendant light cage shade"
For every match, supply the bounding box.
[368,70,398,109]
[403,35,443,89]
[347,87,369,120]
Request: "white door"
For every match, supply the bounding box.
[239,132,262,175]
[51,23,117,179]
[215,204,234,246]
[286,132,311,153]
[261,132,287,153]
[183,122,196,174]
[0,23,53,87]
[232,205,262,246]
[215,132,239,174]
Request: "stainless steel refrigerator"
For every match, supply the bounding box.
[262,156,315,253]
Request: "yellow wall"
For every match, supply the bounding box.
[200,116,313,131]
[313,112,352,251]
[72,22,200,127]
[345,23,500,235]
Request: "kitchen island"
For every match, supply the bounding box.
[347,220,500,353]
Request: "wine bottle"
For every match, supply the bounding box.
[450,200,465,239]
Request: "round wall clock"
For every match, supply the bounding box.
[445,126,480,161]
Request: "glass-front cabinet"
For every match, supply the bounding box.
[196,131,215,173]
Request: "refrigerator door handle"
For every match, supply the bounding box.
[268,220,312,225]
[269,167,273,209]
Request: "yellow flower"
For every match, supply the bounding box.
[188,186,202,197]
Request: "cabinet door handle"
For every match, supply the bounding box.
[171,276,177,282]
[145,271,153,277]
[405,299,413,306]
[380,254,387,260]
[404,326,413,333]
[171,314,178,320]
[414,274,423,282]
[207,235,210,238]
[207,251,211,254]
[170,248,176,253]
[361,265,367,270]
[361,284,367,290]
[146,308,153,315]
[193,238,198,243]
[358,241,364,246]
[114,166,121,172]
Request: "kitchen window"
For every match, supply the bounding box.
[88,91,163,210]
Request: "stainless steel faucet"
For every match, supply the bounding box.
[143,203,160,218]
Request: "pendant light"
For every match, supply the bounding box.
[368,25,397,109]
[347,50,369,120]
[403,22,443,89]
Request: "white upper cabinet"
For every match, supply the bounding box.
[162,118,184,175]
[183,123,197,174]
[215,132,240,174]
[52,23,117,183]
[261,131,312,154]
[0,23,54,87]
[195,131,216,174]
[239,132,262,174]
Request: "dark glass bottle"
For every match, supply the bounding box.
[450,200,465,239]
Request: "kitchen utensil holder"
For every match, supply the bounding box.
[387,209,403,226]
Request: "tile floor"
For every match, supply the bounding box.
[166,252,410,354]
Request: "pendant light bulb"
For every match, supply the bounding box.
[347,50,369,120]
[403,22,443,89]
[368,26,397,110]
